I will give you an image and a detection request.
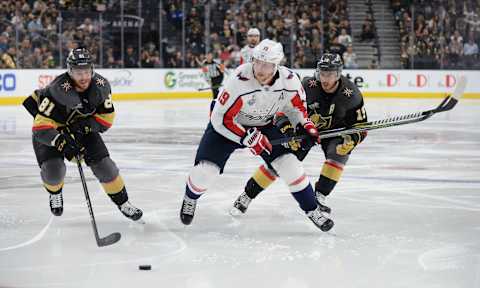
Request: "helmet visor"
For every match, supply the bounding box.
[318,71,338,80]
[253,59,276,84]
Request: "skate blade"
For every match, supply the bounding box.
[228,207,244,217]
[135,218,146,225]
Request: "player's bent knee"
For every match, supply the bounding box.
[90,157,119,183]
[40,158,66,185]
[271,154,309,192]
[187,161,220,194]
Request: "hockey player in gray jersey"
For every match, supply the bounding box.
[179,39,334,232]
[232,53,368,215]
[22,48,143,221]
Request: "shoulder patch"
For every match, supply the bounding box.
[307,79,318,88]
[343,87,354,98]
[60,80,72,92]
[95,77,106,87]
[47,73,78,106]
[91,74,112,103]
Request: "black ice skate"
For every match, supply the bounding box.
[231,191,252,215]
[180,195,197,225]
[315,191,331,214]
[118,201,143,221]
[307,207,334,232]
[49,191,63,216]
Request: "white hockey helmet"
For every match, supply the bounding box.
[247,28,260,36]
[252,39,284,65]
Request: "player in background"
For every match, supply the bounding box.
[200,52,225,112]
[239,28,261,64]
[22,48,143,221]
[179,39,334,232]
[232,53,368,215]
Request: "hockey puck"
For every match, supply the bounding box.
[139,265,151,270]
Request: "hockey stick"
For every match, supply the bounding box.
[76,155,121,247]
[271,75,467,146]
[197,87,212,91]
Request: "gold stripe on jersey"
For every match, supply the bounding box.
[44,181,64,193]
[102,175,125,194]
[321,161,344,182]
[94,112,115,128]
[32,114,63,130]
[252,166,276,189]
[31,92,39,102]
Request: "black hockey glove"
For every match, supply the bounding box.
[53,133,83,161]
[273,113,301,151]
[69,117,94,136]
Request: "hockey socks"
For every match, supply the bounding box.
[291,185,317,212]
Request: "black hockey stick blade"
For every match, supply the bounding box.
[97,232,121,247]
[432,75,467,113]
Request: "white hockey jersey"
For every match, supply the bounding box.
[240,45,255,64]
[210,63,309,144]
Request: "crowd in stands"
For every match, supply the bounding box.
[0,0,477,70]
[163,0,356,69]
[392,0,480,69]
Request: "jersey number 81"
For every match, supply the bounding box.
[38,98,55,116]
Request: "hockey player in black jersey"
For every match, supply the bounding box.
[231,53,368,215]
[22,48,143,221]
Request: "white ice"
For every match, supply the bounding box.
[0,98,479,288]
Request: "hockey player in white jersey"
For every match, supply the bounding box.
[239,28,260,64]
[179,39,334,232]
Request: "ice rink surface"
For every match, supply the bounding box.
[0,98,479,288]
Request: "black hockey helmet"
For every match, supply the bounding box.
[66,47,93,75]
[315,53,343,80]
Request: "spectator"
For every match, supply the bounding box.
[338,28,352,46]
[464,36,479,56]
[343,45,359,69]
[0,34,8,53]
[1,47,17,68]
[463,36,479,67]
[360,17,375,42]
[124,45,139,68]
[368,59,379,69]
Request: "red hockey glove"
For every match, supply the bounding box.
[241,128,272,156]
[303,120,321,144]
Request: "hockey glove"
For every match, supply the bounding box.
[53,133,83,161]
[274,114,300,151]
[69,117,94,136]
[336,132,367,155]
[303,120,321,144]
[242,128,272,156]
